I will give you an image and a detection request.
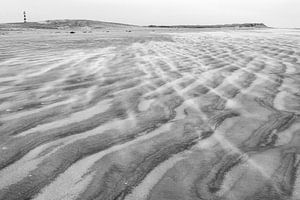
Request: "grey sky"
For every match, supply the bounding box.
[1,0,299,28]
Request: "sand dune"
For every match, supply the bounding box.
[0,19,135,31]
[0,29,300,200]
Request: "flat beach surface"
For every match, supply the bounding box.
[0,28,300,200]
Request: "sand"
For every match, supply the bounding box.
[0,28,300,200]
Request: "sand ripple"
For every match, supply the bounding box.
[0,29,300,200]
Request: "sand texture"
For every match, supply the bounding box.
[0,28,300,200]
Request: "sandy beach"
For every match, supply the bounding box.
[0,28,300,200]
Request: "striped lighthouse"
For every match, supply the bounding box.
[23,11,27,23]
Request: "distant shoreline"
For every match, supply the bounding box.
[0,20,268,31]
[147,23,268,29]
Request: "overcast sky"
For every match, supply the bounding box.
[1,0,299,28]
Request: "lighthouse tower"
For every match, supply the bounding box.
[23,11,27,23]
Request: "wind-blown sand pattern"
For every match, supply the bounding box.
[0,29,300,200]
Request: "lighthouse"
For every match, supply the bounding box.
[23,11,27,23]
